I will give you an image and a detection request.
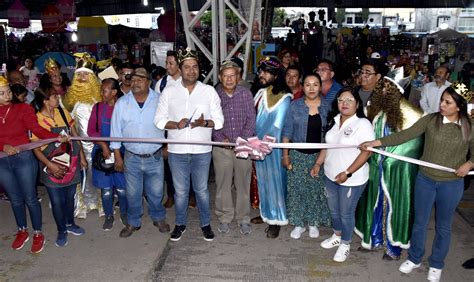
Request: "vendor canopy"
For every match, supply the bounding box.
[429,28,468,41]
[77,16,109,45]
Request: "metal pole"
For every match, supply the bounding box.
[3,23,8,64]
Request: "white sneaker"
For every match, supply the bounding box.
[399,260,421,274]
[427,267,442,281]
[308,226,319,238]
[290,226,306,239]
[320,233,341,249]
[333,243,350,262]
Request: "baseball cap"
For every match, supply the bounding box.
[371,52,381,59]
[220,60,241,72]
[131,67,149,79]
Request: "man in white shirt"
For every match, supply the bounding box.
[154,51,182,94]
[153,50,190,209]
[154,48,224,242]
[419,66,451,114]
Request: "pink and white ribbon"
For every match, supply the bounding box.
[2,136,473,175]
[235,135,275,160]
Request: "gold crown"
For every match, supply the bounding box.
[177,47,199,64]
[452,81,473,102]
[96,58,111,70]
[74,53,95,73]
[0,76,8,87]
[45,58,59,75]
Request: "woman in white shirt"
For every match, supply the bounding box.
[311,86,375,262]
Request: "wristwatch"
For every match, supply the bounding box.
[344,170,352,178]
[204,120,209,127]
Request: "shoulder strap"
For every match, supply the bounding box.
[159,75,168,92]
[95,103,99,132]
[57,106,70,131]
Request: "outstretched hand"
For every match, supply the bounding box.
[359,140,382,151]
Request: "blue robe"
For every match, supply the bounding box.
[254,87,292,225]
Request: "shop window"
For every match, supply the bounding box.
[458,18,474,32]
[354,16,363,24]
[461,8,474,15]
[346,17,352,24]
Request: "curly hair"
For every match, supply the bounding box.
[367,78,404,131]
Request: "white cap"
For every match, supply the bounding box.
[371,52,381,59]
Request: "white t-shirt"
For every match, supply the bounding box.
[324,113,375,186]
[154,80,224,154]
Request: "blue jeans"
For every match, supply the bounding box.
[168,152,211,227]
[46,184,76,233]
[124,151,166,227]
[102,187,127,217]
[0,151,42,231]
[408,172,464,269]
[324,176,367,244]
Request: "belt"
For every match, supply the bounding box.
[127,149,161,158]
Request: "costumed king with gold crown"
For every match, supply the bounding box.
[355,73,423,260]
[62,53,103,218]
[253,56,293,239]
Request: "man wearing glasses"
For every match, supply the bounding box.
[315,59,342,106]
[357,60,387,107]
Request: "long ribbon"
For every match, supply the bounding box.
[1,136,473,175]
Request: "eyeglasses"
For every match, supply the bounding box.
[337,97,355,104]
[358,69,377,76]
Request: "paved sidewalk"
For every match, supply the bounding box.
[0,183,473,281]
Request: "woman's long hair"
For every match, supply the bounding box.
[326,86,366,131]
[435,86,471,142]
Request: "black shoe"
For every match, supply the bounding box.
[265,225,280,238]
[462,258,474,269]
[153,219,170,233]
[103,216,114,231]
[119,224,140,238]
[201,225,215,241]
[251,216,264,224]
[170,225,186,241]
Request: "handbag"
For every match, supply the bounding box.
[46,141,78,184]
[91,103,116,173]
[45,107,78,184]
[92,148,115,173]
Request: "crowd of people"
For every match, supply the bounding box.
[0,44,473,282]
